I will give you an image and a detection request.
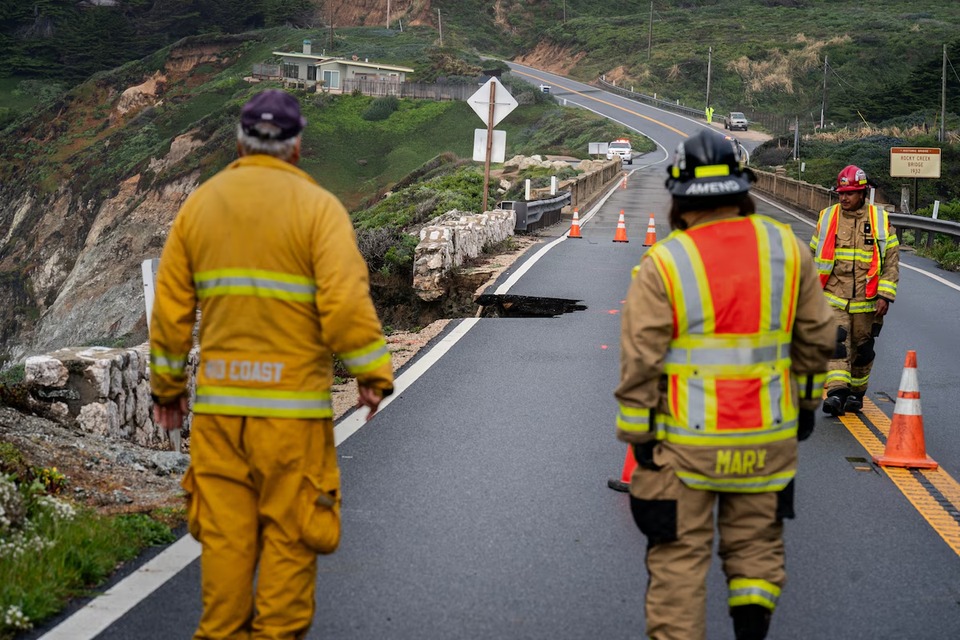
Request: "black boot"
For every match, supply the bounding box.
[731,604,772,640]
[843,392,864,414]
[822,388,849,417]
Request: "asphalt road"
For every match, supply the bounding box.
[35,67,960,640]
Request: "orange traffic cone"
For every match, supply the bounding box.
[621,175,627,189]
[643,213,657,246]
[607,446,637,492]
[613,209,629,243]
[873,350,938,469]
[568,208,582,239]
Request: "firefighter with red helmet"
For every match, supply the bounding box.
[810,165,900,416]
[616,132,834,640]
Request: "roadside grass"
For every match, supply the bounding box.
[0,472,176,638]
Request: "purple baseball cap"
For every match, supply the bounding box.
[240,89,307,140]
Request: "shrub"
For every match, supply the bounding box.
[362,95,400,121]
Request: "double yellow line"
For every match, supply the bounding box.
[842,397,960,556]
[510,69,689,137]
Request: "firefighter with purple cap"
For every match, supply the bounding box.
[150,89,394,638]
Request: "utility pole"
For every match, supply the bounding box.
[386,0,390,29]
[438,9,443,47]
[328,3,334,52]
[647,2,653,60]
[705,46,712,109]
[820,55,828,129]
[793,116,800,161]
[941,43,947,143]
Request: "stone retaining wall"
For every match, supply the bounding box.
[413,208,515,301]
[24,345,196,449]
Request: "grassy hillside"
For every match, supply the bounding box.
[497,1,960,128]
[0,26,637,208]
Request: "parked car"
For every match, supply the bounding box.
[606,138,633,164]
[724,111,749,131]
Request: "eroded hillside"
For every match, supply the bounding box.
[0,34,261,363]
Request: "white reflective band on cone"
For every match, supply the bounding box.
[893,397,922,416]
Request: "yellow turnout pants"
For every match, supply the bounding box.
[182,415,341,640]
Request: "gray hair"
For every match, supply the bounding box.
[236,123,300,162]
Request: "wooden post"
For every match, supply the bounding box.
[482,80,496,213]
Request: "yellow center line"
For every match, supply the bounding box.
[841,397,960,556]
[510,69,689,138]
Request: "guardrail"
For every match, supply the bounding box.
[889,214,960,245]
[752,169,960,244]
[498,192,572,233]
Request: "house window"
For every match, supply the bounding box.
[307,66,317,81]
[283,63,299,79]
[323,70,340,89]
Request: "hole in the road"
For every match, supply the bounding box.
[475,294,587,318]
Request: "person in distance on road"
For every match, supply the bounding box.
[615,132,834,640]
[810,165,900,417]
[149,89,394,639]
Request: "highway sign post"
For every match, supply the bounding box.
[890,147,942,214]
[468,77,518,212]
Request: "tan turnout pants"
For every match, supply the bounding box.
[631,463,786,640]
[825,305,882,395]
[183,415,341,640]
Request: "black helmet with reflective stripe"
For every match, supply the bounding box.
[665,131,755,197]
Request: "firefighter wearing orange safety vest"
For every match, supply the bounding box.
[616,132,834,640]
[810,165,899,416]
[150,90,394,639]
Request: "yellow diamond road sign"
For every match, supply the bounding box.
[468,77,518,128]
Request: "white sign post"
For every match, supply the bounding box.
[467,77,518,212]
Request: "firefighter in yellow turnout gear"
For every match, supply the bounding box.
[150,90,394,640]
[810,165,899,416]
[616,133,834,640]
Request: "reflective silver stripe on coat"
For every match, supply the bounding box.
[194,394,332,412]
[341,344,389,370]
[761,220,789,331]
[663,239,704,333]
[195,275,316,296]
[665,343,789,367]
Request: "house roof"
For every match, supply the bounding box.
[271,51,329,62]
[317,59,414,73]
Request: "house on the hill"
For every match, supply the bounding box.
[272,40,414,95]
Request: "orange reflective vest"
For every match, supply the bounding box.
[644,216,804,490]
[811,203,891,305]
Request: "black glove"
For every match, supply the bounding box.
[798,409,815,441]
[633,441,662,470]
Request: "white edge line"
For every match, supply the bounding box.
[38,534,202,640]
[44,319,482,639]
[334,317,480,446]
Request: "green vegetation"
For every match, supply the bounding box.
[533,1,960,126]
[0,469,175,637]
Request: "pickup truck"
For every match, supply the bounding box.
[724,112,749,131]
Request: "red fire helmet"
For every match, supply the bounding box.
[836,165,869,192]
